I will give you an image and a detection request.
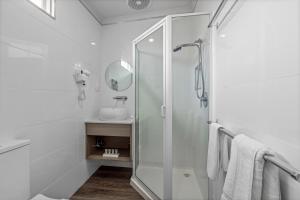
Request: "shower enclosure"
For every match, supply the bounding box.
[132,13,211,200]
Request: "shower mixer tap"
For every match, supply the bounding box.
[200,92,208,108]
[113,96,128,101]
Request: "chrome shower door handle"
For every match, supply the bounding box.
[161,105,166,118]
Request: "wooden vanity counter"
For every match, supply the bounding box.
[85,119,133,162]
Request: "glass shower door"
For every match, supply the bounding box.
[133,14,210,200]
[171,14,210,200]
[135,25,165,199]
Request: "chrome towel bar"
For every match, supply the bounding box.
[208,0,239,28]
[217,126,300,182]
[208,0,228,28]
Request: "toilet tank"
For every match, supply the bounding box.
[0,140,30,200]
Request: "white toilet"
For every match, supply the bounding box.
[0,140,68,200]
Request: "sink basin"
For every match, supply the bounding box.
[99,107,129,120]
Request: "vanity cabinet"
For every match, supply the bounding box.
[85,121,132,162]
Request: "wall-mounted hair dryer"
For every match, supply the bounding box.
[73,64,91,101]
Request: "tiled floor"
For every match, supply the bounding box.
[71,166,143,200]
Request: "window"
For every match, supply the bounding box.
[29,0,55,18]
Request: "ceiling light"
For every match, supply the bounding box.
[148,38,154,43]
[90,42,96,46]
[219,34,226,38]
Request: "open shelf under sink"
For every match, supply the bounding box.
[87,148,130,162]
[85,122,132,162]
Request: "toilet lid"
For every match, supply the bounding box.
[31,194,68,200]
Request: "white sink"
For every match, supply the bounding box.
[99,107,129,120]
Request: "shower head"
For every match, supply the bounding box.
[173,38,203,52]
[173,42,200,52]
[173,46,182,52]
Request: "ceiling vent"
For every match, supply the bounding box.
[128,0,150,10]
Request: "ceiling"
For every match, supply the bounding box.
[79,0,199,25]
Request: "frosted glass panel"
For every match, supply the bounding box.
[135,27,164,198]
[172,15,210,200]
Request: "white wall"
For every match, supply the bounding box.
[97,19,160,117]
[197,0,300,199]
[0,0,102,198]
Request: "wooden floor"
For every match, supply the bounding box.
[71,166,143,200]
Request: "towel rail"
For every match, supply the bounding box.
[217,127,300,182]
[208,0,228,28]
[207,0,239,28]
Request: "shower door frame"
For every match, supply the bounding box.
[131,12,212,200]
[131,16,172,200]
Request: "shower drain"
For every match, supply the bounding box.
[184,173,190,178]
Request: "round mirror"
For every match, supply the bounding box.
[105,60,133,91]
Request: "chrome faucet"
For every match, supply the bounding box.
[113,96,128,106]
[113,96,128,101]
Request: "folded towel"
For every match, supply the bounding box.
[262,160,281,200]
[221,134,281,200]
[207,123,222,180]
[209,135,232,200]
[221,135,231,172]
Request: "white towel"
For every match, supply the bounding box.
[262,159,281,200]
[207,123,222,180]
[221,134,281,200]
[209,135,232,200]
[221,135,231,172]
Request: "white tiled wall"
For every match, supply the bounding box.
[0,0,102,198]
[97,19,160,116]
[197,0,300,199]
